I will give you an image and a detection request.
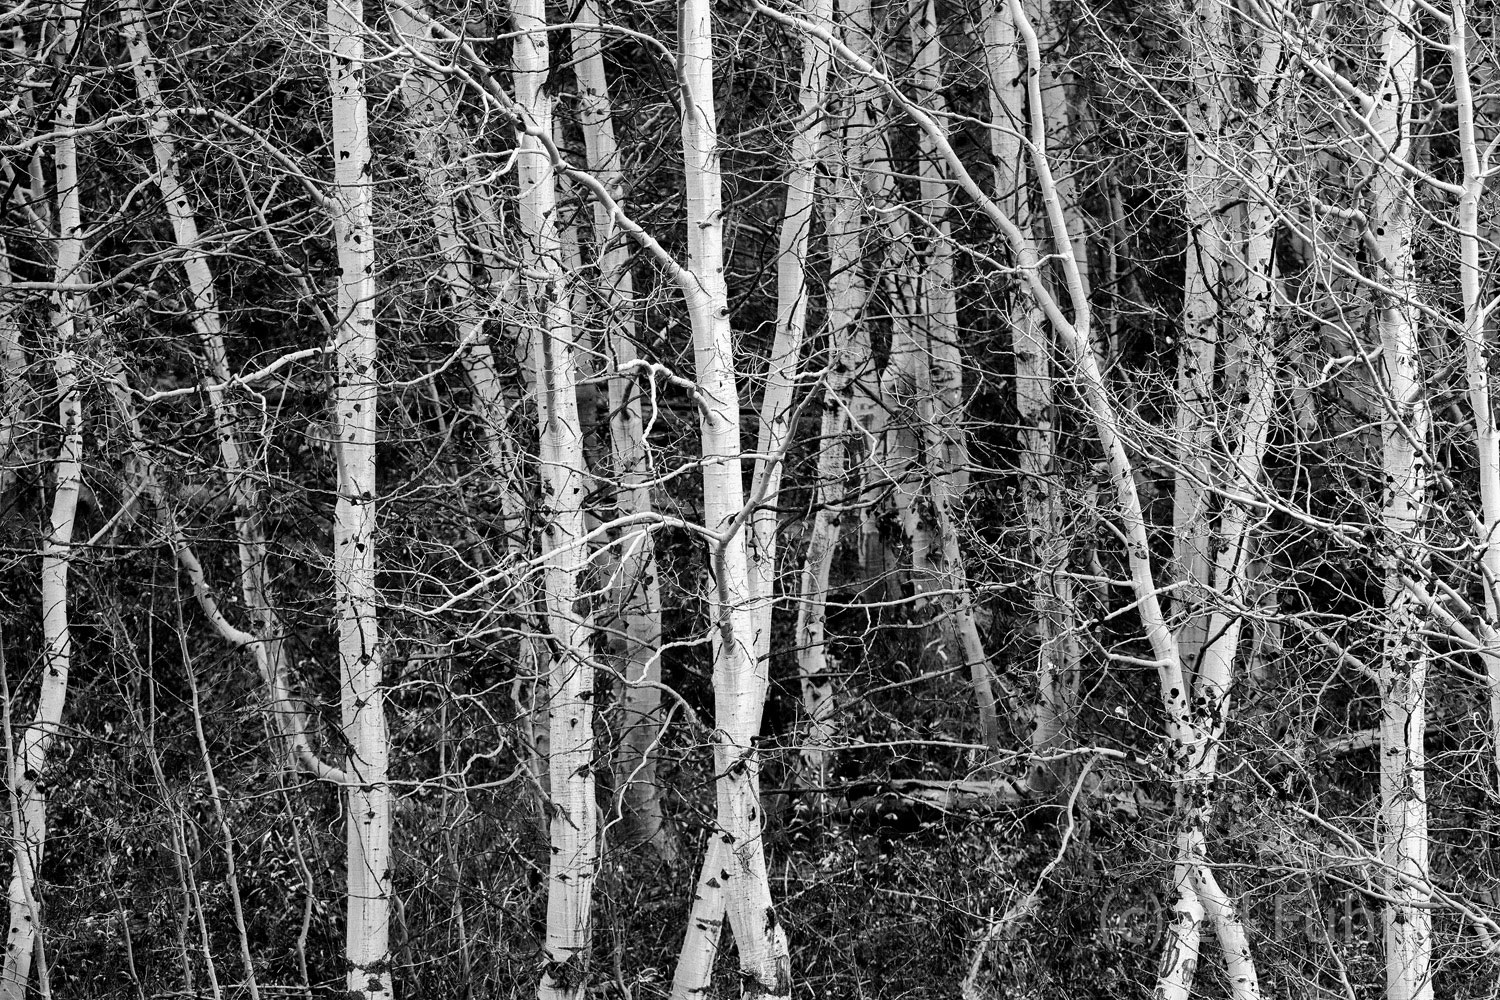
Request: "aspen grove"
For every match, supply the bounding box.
[9,0,1500,997]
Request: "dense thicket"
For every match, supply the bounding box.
[3,0,1500,997]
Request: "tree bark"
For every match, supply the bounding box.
[984,0,1076,792]
[512,0,603,994]
[573,0,677,864]
[671,0,793,992]
[1,10,83,995]
[1371,4,1432,997]
[1172,0,1229,675]
[327,0,391,993]
[1451,0,1500,796]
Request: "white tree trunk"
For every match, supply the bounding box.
[1,11,83,995]
[1371,5,1432,998]
[897,0,1001,753]
[1451,0,1500,794]
[512,0,602,994]
[672,0,792,992]
[984,0,1074,791]
[748,0,832,662]
[1172,0,1229,673]
[792,98,869,792]
[573,0,676,863]
[327,0,390,994]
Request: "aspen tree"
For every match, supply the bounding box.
[1,9,82,996]
[1172,0,1230,674]
[837,0,913,598]
[901,0,1002,754]
[1451,0,1500,792]
[793,56,867,795]
[512,0,602,992]
[1370,3,1432,997]
[572,0,676,862]
[982,0,1074,791]
[1023,0,1091,323]
[326,0,391,993]
[672,0,792,990]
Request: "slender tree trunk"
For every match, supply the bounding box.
[1451,0,1500,794]
[1,10,82,994]
[984,0,1074,792]
[748,0,832,661]
[573,0,677,863]
[671,0,792,992]
[793,49,869,796]
[512,0,603,993]
[327,0,391,993]
[1024,0,1091,315]
[1172,0,1229,674]
[1371,5,1432,997]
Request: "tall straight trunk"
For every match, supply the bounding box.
[1452,0,1500,792]
[671,0,791,993]
[2,10,83,997]
[748,0,832,660]
[1371,4,1432,997]
[984,0,1074,792]
[908,0,964,493]
[512,0,602,994]
[1172,0,1229,673]
[326,0,391,994]
[121,0,341,781]
[1,13,82,997]
[573,0,676,863]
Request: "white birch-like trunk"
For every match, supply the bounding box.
[327,0,390,993]
[572,0,676,863]
[2,10,83,995]
[1,13,83,995]
[984,0,1074,791]
[512,0,602,993]
[1451,0,1500,794]
[1371,4,1432,997]
[747,0,831,660]
[793,138,867,794]
[1172,0,1229,673]
[1023,0,1091,315]
[672,0,791,992]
